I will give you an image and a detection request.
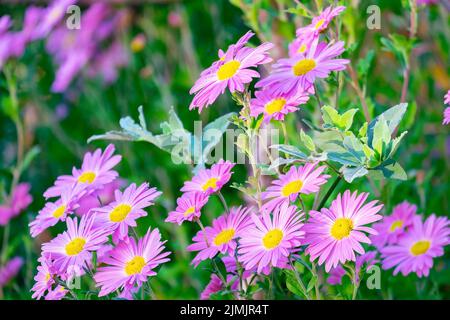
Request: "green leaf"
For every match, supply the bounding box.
[18,145,40,174]
[307,276,317,293]
[371,115,391,155]
[272,144,308,159]
[284,270,307,298]
[321,105,358,131]
[342,166,369,183]
[300,130,316,152]
[367,103,407,147]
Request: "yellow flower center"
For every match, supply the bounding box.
[262,229,283,249]
[410,240,431,256]
[130,38,145,53]
[184,206,196,217]
[65,237,86,256]
[202,177,218,192]
[213,228,235,246]
[77,171,96,184]
[298,44,307,53]
[109,204,132,222]
[264,98,286,115]
[45,273,51,282]
[281,180,303,197]
[217,60,241,80]
[52,205,66,219]
[330,218,353,240]
[389,220,403,232]
[292,59,316,76]
[124,256,146,276]
[314,18,325,30]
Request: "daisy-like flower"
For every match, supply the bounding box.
[327,251,378,285]
[165,192,209,225]
[31,256,55,300]
[443,107,450,125]
[29,184,87,237]
[295,6,346,38]
[261,163,329,213]
[189,31,273,112]
[181,160,235,196]
[44,144,122,198]
[93,182,161,242]
[42,213,111,274]
[304,190,383,272]
[238,204,305,274]
[250,87,309,123]
[94,228,170,297]
[288,32,317,58]
[381,214,450,277]
[0,256,23,287]
[370,201,417,249]
[445,90,450,105]
[45,285,68,300]
[76,179,125,216]
[200,274,239,300]
[256,38,349,94]
[187,206,253,266]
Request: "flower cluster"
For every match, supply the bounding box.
[30,144,170,300]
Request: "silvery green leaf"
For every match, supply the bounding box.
[87,131,135,143]
[272,144,307,159]
[388,131,408,159]
[371,115,391,154]
[268,157,299,171]
[367,103,407,145]
[300,130,315,152]
[342,166,369,183]
[342,135,366,164]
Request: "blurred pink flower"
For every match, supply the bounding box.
[0,256,24,287]
[0,182,32,226]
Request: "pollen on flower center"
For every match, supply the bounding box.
[78,171,96,184]
[281,180,303,197]
[65,237,86,256]
[292,59,316,76]
[125,256,146,275]
[264,98,286,115]
[389,220,403,232]
[52,205,66,219]
[217,60,241,81]
[184,206,196,217]
[410,240,431,256]
[262,229,283,249]
[45,273,51,282]
[202,177,218,191]
[331,218,353,240]
[213,228,235,246]
[109,204,132,222]
[314,18,325,30]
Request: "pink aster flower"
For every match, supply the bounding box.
[44,144,122,198]
[304,190,383,272]
[165,192,209,225]
[30,184,87,237]
[94,228,170,297]
[189,31,273,112]
[187,206,253,266]
[42,213,111,274]
[445,90,450,105]
[10,182,33,214]
[381,214,450,277]
[261,163,329,213]
[31,256,56,300]
[0,182,33,225]
[45,285,68,300]
[370,201,417,249]
[296,6,346,38]
[288,32,317,58]
[76,179,125,216]
[0,256,23,287]
[256,38,349,94]
[93,182,162,242]
[250,87,310,123]
[238,204,305,274]
[327,251,379,285]
[443,107,450,125]
[181,160,235,196]
[200,274,239,300]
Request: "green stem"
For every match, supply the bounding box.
[217,191,229,214]
[288,257,310,300]
[317,175,342,210]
